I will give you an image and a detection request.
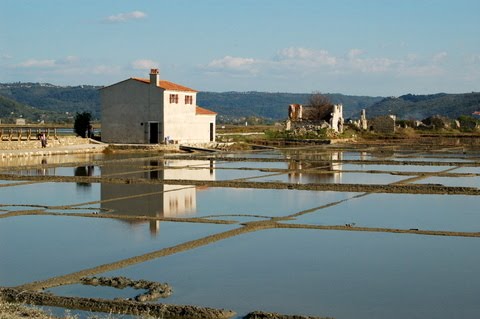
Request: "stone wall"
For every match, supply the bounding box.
[287,103,344,133]
[0,136,90,150]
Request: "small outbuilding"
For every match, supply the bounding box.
[101,69,216,144]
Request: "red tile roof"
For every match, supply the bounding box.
[132,77,198,92]
[196,106,217,115]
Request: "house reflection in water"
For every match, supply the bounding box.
[285,151,342,184]
[100,159,215,236]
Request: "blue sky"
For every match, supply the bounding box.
[1,0,479,96]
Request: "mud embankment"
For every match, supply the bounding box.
[0,288,333,319]
[245,311,333,319]
[80,276,172,302]
[0,174,478,195]
[0,288,235,319]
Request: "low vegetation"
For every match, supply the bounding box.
[0,300,57,319]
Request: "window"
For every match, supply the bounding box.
[185,95,193,105]
[169,94,179,104]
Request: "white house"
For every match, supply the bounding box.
[101,69,216,144]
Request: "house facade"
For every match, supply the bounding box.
[101,69,216,144]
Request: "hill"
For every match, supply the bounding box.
[197,91,382,122]
[365,92,480,120]
[3,82,478,123]
[0,83,101,121]
[0,94,64,123]
[0,83,382,123]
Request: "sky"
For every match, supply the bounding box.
[1,0,479,96]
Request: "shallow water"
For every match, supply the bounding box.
[5,165,102,177]
[214,161,289,170]
[341,163,451,173]
[249,171,411,184]
[195,188,357,218]
[415,176,480,188]
[451,166,480,174]
[285,193,480,232]
[0,216,237,287]
[1,147,479,319]
[0,182,101,206]
[90,229,480,319]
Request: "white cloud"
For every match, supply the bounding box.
[398,64,444,77]
[432,51,448,63]
[347,48,364,59]
[17,59,56,68]
[347,55,398,73]
[131,59,159,70]
[207,56,256,70]
[202,47,456,84]
[466,54,480,64]
[91,65,122,75]
[63,56,80,64]
[13,56,123,79]
[103,11,147,23]
[276,47,337,67]
[16,56,81,69]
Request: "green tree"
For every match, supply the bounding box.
[74,112,92,138]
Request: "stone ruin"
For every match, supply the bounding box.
[286,103,344,133]
[351,109,368,131]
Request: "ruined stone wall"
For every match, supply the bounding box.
[287,103,344,133]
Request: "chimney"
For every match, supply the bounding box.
[149,68,159,86]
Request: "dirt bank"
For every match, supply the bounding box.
[244,311,333,319]
[0,288,235,319]
[0,174,478,195]
[80,276,172,302]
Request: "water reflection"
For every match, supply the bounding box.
[4,157,56,176]
[100,160,215,235]
[0,153,103,169]
[74,165,95,189]
[284,150,343,183]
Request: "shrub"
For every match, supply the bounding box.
[73,112,92,138]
